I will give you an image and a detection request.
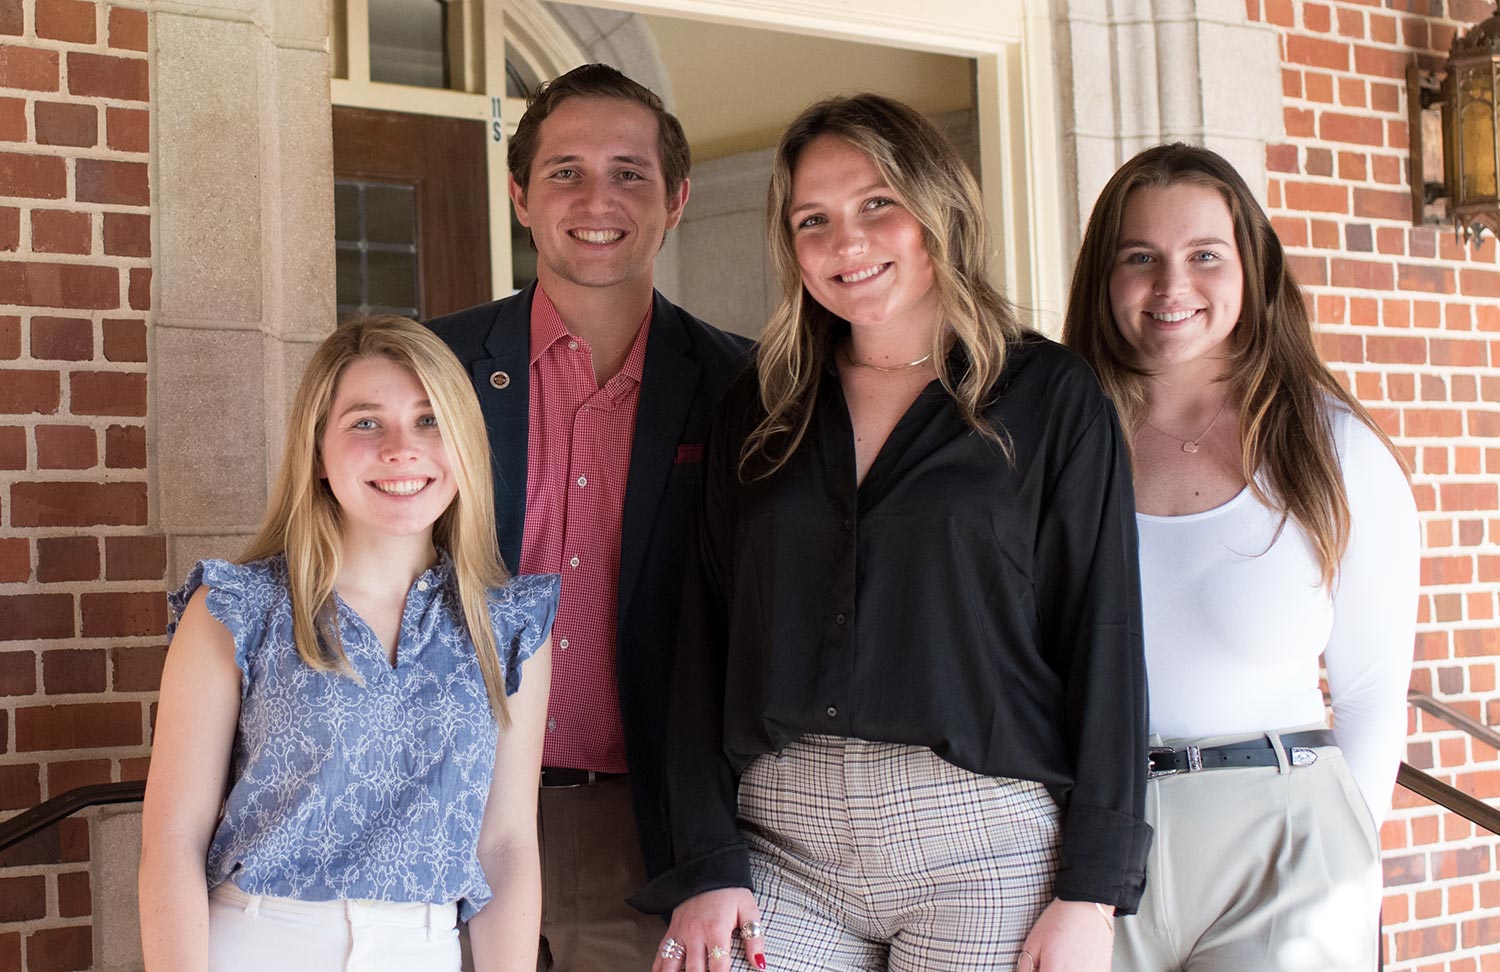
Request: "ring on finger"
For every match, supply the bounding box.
[735,920,765,940]
[708,944,729,961]
[1019,948,1037,972]
[659,939,686,961]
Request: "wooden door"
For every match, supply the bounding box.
[333,107,492,320]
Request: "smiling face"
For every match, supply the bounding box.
[787,135,939,342]
[318,355,457,549]
[1108,182,1244,378]
[510,95,689,297]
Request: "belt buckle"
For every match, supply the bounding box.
[1289,747,1318,767]
[1148,747,1178,780]
[1148,745,1203,780]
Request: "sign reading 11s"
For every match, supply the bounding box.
[491,97,504,143]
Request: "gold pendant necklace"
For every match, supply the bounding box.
[1144,397,1229,454]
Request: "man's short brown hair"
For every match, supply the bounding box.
[508,63,691,199]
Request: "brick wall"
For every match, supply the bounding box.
[1250,0,1500,966]
[0,2,157,970]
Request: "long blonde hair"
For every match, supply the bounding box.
[241,316,516,724]
[743,93,1025,477]
[1062,143,1402,587]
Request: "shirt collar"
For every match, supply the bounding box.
[529,284,653,385]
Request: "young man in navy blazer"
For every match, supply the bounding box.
[428,64,749,970]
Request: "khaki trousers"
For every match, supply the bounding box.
[537,775,665,971]
[1114,727,1381,972]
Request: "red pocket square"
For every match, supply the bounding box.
[674,443,704,464]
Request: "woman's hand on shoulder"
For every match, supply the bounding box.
[655,887,764,972]
[1019,898,1115,972]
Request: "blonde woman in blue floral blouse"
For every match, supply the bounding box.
[139,317,558,971]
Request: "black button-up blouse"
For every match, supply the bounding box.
[631,334,1152,915]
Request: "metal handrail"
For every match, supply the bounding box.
[1397,690,1500,836]
[0,781,145,853]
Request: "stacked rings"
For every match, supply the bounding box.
[659,938,686,962]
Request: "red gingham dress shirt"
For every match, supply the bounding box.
[519,286,650,773]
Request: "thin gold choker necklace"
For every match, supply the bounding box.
[842,346,934,373]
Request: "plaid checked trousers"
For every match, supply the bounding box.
[733,735,1059,972]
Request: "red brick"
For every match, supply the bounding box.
[1348,296,1377,325]
[1332,259,1394,290]
[33,100,95,147]
[1353,188,1410,221]
[0,876,44,922]
[34,424,95,469]
[1310,219,1339,249]
[1336,6,1365,36]
[0,536,26,581]
[0,764,40,810]
[67,51,147,101]
[1320,332,1362,362]
[103,210,149,257]
[1397,263,1456,294]
[1401,17,1428,50]
[0,262,118,309]
[108,6,147,51]
[1271,215,1308,247]
[10,480,147,526]
[0,46,60,91]
[25,925,90,972]
[0,95,24,141]
[35,536,97,582]
[1432,338,1486,366]
[1266,143,1298,173]
[104,422,144,467]
[1375,226,1405,255]
[0,206,15,253]
[1303,2,1330,29]
[1282,68,1301,99]
[1305,147,1333,176]
[70,371,145,416]
[1320,112,1385,146]
[1283,180,1348,213]
[1287,254,1327,286]
[1386,118,1407,151]
[76,158,148,206]
[105,105,147,152]
[1371,82,1400,112]
[42,649,105,695]
[16,701,140,750]
[102,317,144,361]
[1441,482,1500,511]
[1304,71,1334,104]
[0,0,19,35]
[120,755,150,780]
[0,151,65,199]
[105,534,164,580]
[0,649,35,694]
[0,426,21,471]
[1354,43,1409,79]
[1284,107,1315,138]
[1407,409,1464,437]
[1262,0,1293,25]
[30,209,90,255]
[29,315,91,360]
[0,370,60,414]
[112,644,165,692]
[1461,268,1500,298]
[1384,852,1426,885]
[56,871,89,918]
[0,314,16,359]
[36,0,96,43]
[129,267,150,309]
[1287,34,1349,70]
[0,594,72,641]
[81,590,165,638]
[1474,411,1500,437]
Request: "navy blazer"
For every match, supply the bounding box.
[428,283,752,881]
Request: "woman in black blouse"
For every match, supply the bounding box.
[632,94,1150,972]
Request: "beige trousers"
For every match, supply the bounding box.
[1114,727,1381,972]
[536,775,664,972]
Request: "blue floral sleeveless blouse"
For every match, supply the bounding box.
[167,555,559,920]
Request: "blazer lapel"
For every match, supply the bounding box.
[618,292,700,621]
[471,285,534,574]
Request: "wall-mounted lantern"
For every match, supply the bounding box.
[1409,4,1500,243]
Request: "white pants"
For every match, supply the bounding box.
[207,881,461,971]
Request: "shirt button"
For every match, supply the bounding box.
[546,718,557,730]
[576,476,587,487]
[835,613,846,625]
[569,556,580,568]
[842,519,852,531]
[568,340,578,351]
[416,580,429,591]
[558,638,569,651]
[826,706,838,718]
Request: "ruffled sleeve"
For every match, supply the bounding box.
[486,573,561,696]
[167,558,282,673]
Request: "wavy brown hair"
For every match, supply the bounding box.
[742,93,1025,477]
[1061,142,1402,587]
[241,316,517,724]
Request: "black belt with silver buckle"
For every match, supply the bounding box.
[540,766,625,788]
[1147,729,1336,780]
